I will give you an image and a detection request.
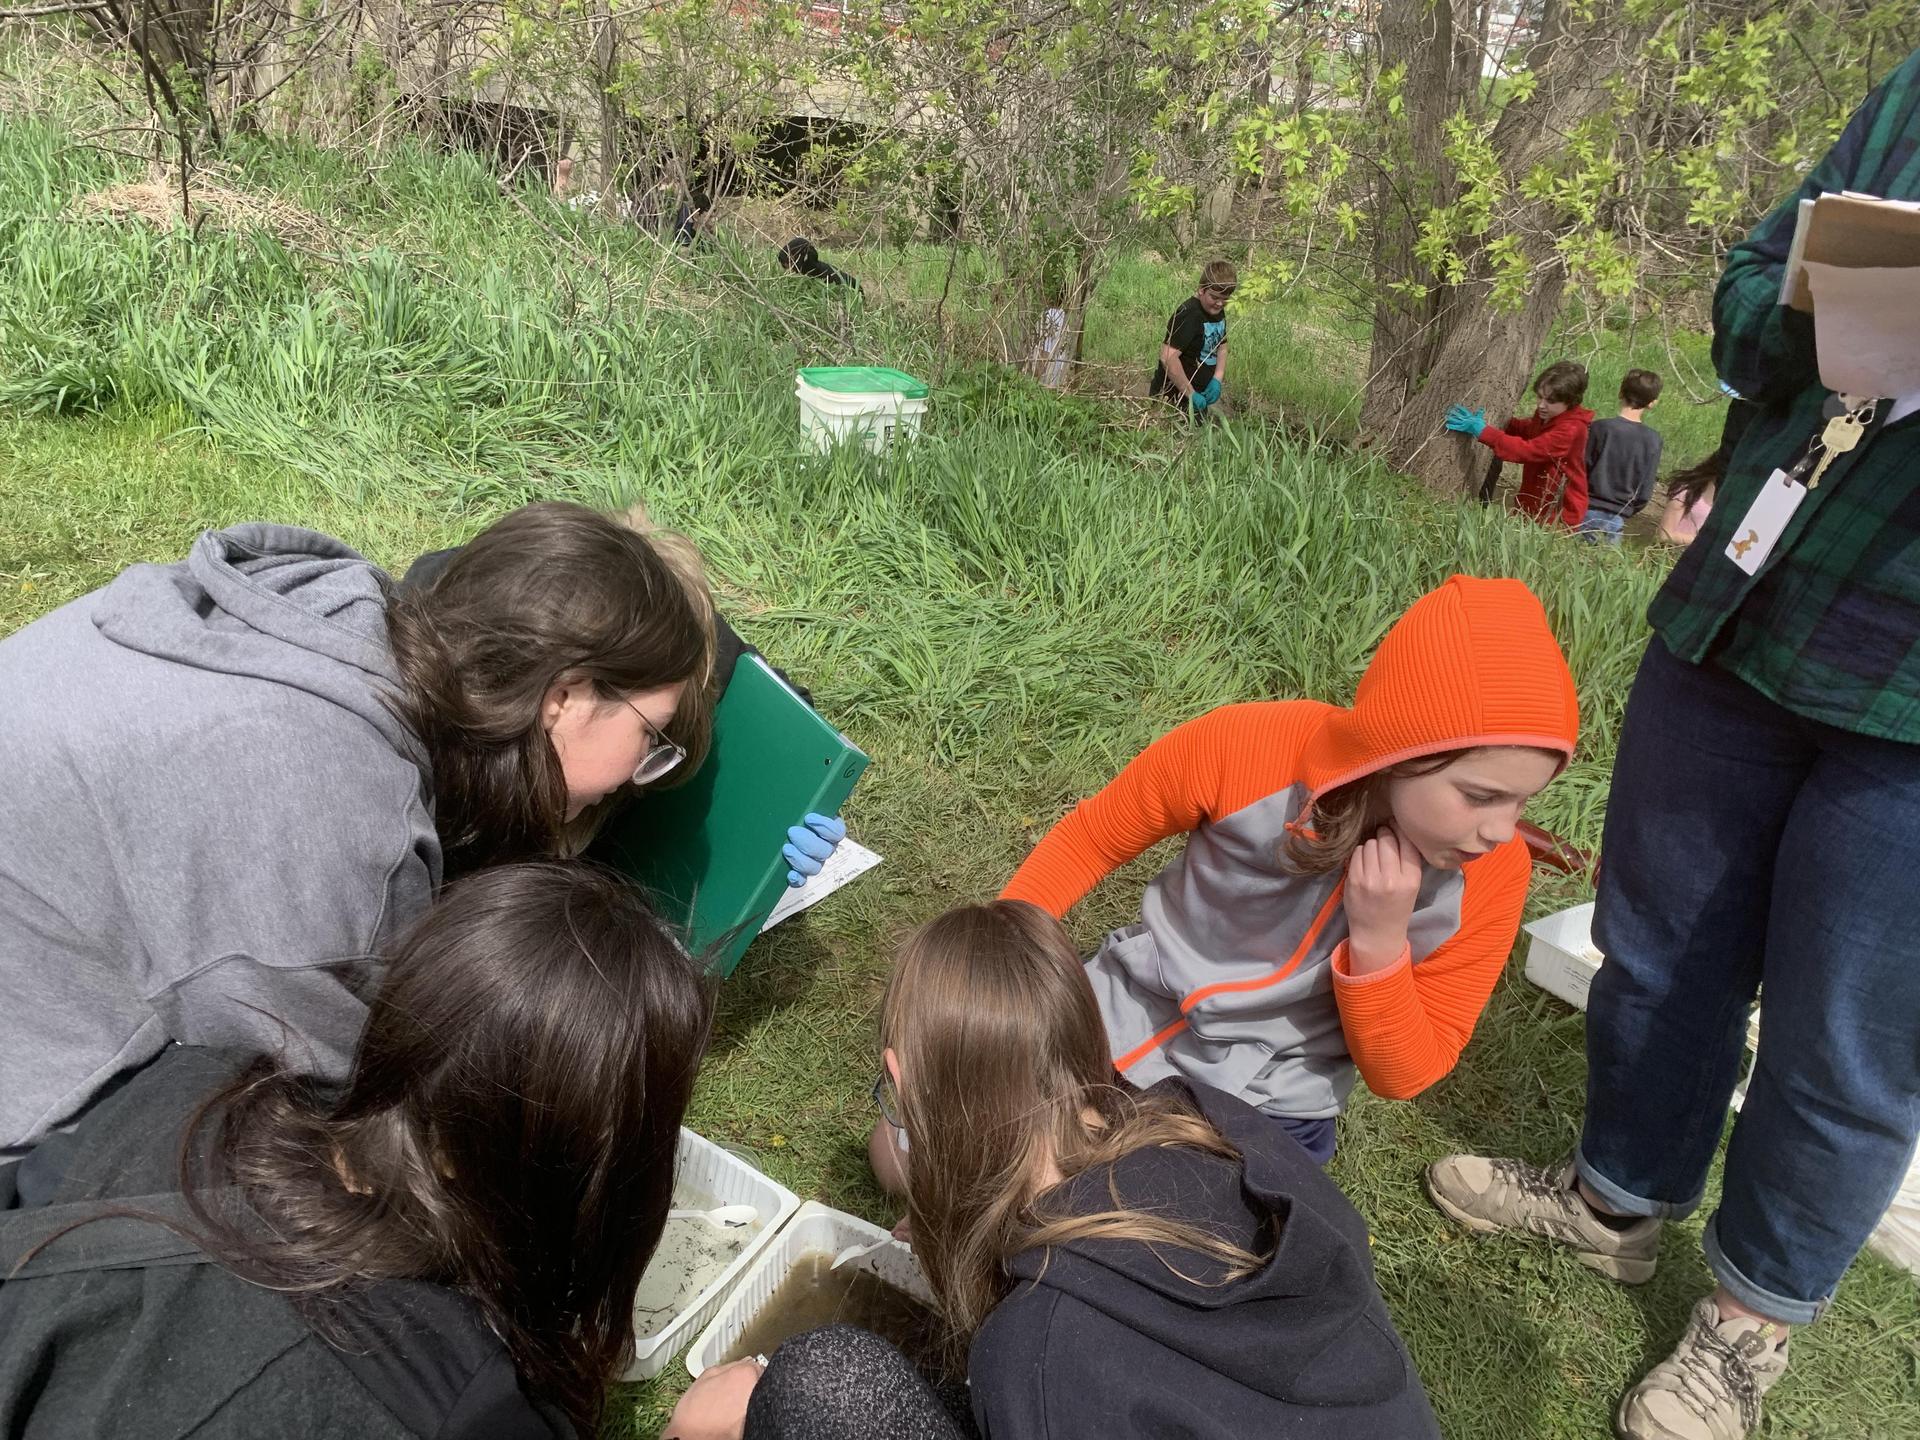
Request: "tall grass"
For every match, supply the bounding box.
[4,110,1916,1440]
[853,245,1729,467]
[0,116,1660,863]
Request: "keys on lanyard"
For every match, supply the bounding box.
[1723,392,1882,575]
[1805,394,1878,489]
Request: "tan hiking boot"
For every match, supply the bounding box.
[1425,1154,1659,1283]
[1615,1297,1789,1440]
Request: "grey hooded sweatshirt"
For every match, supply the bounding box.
[0,524,441,1150]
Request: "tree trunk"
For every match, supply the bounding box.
[1358,0,1456,441]
[1363,0,1644,493]
[1061,242,1102,371]
[593,0,622,202]
[1379,270,1568,497]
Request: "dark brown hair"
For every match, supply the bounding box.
[1282,753,1461,873]
[882,902,1263,1351]
[1199,258,1238,291]
[1619,368,1662,409]
[1532,360,1589,407]
[386,501,714,876]
[185,862,713,1432]
[1666,451,1723,512]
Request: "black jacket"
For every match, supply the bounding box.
[967,1080,1439,1439]
[0,1048,570,1440]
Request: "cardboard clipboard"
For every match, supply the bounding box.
[1781,193,1920,312]
[591,654,870,977]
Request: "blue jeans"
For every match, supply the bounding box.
[1266,1110,1337,1166]
[1577,638,1920,1323]
[1576,510,1626,544]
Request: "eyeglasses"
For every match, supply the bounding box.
[1202,284,1236,299]
[871,1070,905,1134]
[623,697,687,786]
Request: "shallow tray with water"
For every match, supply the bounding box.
[721,1252,944,1369]
[633,1203,758,1341]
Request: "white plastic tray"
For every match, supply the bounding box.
[626,1129,800,1380]
[1522,901,1602,1010]
[685,1200,932,1378]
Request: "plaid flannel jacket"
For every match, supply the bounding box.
[1650,48,1920,741]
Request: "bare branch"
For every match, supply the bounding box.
[0,0,109,15]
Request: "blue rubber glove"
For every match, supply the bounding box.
[1188,390,1211,415]
[783,812,847,887]
[1199,378,1222,407]
[1444,404,1487,437]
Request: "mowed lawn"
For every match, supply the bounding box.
[2,108,1917,1439]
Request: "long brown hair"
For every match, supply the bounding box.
[1282,752,1461,874]
[1666,451,1724,513]
[559,502,723,853]
[881,901,1264,1348]
[386,501,714,876]
[184,862,713,1432]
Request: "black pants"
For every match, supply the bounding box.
[744,1326,978,1440]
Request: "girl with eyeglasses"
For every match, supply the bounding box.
[0,500,834,1161]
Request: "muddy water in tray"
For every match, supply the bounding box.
[632,1217,752,1340]
[722,1253,944,1367]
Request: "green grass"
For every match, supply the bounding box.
[847,243,1731,466]
[2,109,1917,1439]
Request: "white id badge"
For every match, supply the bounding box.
[1725,469,1807,575]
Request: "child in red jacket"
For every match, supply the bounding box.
[1447,361,1595,527]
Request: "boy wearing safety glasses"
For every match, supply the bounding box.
[1149,260,1235,420]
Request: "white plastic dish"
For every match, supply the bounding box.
[1522,901,1602,1010]
[685,1200,931,1378]
[625,1130,800,1380]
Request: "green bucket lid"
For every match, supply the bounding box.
[798,365,929,400]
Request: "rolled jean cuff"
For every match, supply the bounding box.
[1575,1145,1704,1221]
[1703,1212,1830,1325]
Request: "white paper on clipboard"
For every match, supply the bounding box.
[760,838,884,931]
[1805,262,1920,399]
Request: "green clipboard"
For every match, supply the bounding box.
[590,654,870,976]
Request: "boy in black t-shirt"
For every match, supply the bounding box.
[1150,260,1235,419]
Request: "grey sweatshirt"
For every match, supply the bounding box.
[0,524,441,1150]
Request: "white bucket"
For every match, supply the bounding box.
[795,374,929,454]
[685,1200,931,1377]
[625,1129,801,1380]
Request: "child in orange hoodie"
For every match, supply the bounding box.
[1447,361,1596,527]
[999,576,1579,1163]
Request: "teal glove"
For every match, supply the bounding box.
[1199,378,1222,407]
[1444,404,1487,437]
[783,812,847,887]
[1188,390,1211,415]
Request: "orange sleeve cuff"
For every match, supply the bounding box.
[1331,941,1413,985]
[1330,939,1458,1101]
